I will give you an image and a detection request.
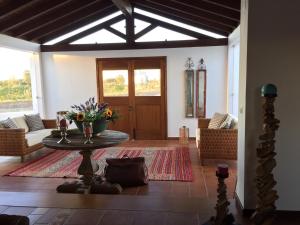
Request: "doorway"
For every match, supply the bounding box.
[96,57,167,140]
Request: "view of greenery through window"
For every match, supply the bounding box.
[103,70,129,96]
[134,69,160,96]
[0,47,33,113]
[103,69,160,96]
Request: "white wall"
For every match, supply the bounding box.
[0,34,40,52]
[41,46,228,137]
[236,0,248,208]
[239,0,300,210]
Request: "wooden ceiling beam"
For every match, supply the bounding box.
[134,3,230,36]
[10,0,97,37]
[27,3,117,43]
[104,26,127,40]
[111,0,132,17]
[0,0,36,20]
[135,24,157,40]
[203,0,240,12]
[134,13,215,40]
[58,15,124,44]
[143,0,237,28]
[126,16,134,44]
[40,39,228,52]
[0,0,68,33]
[169,0,240,21]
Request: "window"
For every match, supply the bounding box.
[136,26,196,42]
[43,8,225,46]
[71,29,126,44]
[44,11,122,45]
[102,70,129,96]
[134,19,150,34]
[0,47,37,114]
[134,69,161,96]
[111,20,126,34]
[135,8,226,39]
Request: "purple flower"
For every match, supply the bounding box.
[98,103,108,111]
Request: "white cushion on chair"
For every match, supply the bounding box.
[230,115,238,129]
[196,128,200,148]
[12,116,29,133]
[25,129,52,147]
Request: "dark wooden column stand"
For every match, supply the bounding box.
[251,84,280,225]
[203,165,239,225]
[214,171,231,225]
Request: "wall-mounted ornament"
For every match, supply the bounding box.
[198,58,206,70]
[196,58,206,118]
[184,58,194,118]
[185,57,194,70]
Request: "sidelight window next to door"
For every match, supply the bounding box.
[97,57,167,140]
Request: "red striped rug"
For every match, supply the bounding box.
[6,147,193,181]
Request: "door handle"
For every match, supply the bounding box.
[128,106,133,111]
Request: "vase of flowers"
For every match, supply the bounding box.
[66,97,117,135]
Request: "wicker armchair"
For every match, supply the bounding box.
[0,119,56,161]
[197,118,237,164]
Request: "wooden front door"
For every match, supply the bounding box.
[97,57,167,140]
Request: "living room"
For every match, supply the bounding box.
[0,1,300,225]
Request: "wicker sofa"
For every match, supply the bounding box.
[0,116,56,162]
[196,117,237,164]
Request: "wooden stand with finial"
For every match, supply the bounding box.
[251,84,280,225]
[202,165,239,225]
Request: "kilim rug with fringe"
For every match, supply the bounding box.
[6,147,193,181]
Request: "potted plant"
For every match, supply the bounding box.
[66,97,118,135]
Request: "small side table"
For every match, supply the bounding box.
[42,130,129,193]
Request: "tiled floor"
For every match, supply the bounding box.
[2,140,297,225]
[1,202,299,225]
[0,206,206,225]
[0,140,237,201]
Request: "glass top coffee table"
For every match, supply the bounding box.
[42,130,129,193]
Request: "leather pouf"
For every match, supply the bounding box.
[0,214,29,225]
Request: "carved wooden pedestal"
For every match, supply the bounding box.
[202,171,239,225]
[42,130,129,194]
[78,149,99,186]
[251,84,280,225]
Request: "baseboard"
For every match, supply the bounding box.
[234,192,254,217]
[167,137,196,140]
[275,210,300,216]
[234,192,300,217]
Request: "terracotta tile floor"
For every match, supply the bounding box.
[1,204,299,225]
[0,140,237,200]
[1,140,296,224]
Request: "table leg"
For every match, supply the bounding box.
[78,149,99,186]
[56,149,99,193]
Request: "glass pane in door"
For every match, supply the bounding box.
[102,70,128,96]
[134,69,161,96]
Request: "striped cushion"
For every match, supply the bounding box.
[0,118,18,128]
[24,113,45,131]
[219,114,233,129]
[208,113,227,129]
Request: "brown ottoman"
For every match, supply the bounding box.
[0,214,29,225]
